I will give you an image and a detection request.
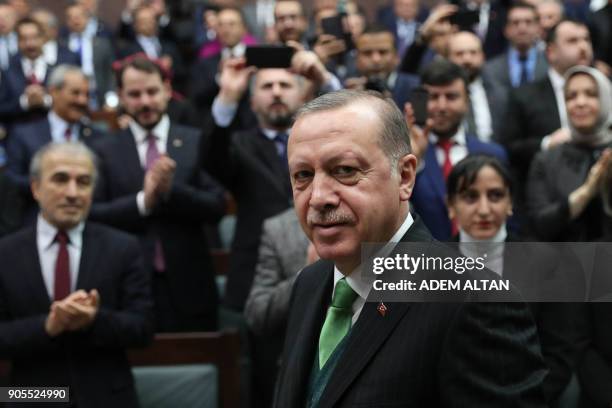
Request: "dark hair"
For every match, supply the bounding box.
[115,55,165,89]
[15,17,44,36]
[446,155,513,202]
[545,17,587,45]
[361,23,394,37]
[421,58,469,90]
[506,1,538,20]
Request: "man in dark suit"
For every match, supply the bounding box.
[500,18,593,187]
[205,51,340,311]
[119,6,184,93]
[0,141,153,407]
[408,59,507,240]
[31,9,78,68]
[344,26,420,110]
[90,56,225,332]
[377,0,429,59]
[274,89,546,407]
[6,64,103,225]
[64,4,115,109]
[0,17,79,123]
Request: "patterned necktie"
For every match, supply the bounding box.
[145,132,166,272]
[519,55,529,87]
[64,126,72,142]
[54,231,70,301]
[318,277,358,368]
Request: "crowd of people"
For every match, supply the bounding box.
[0,0,611,406]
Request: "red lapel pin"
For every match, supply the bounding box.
[377,302,387,317]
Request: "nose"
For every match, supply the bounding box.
[65,180,78,199]
[476,196,491,216]
[309,173,340,212]
[271,83,283,97]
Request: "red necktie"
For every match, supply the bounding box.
[54,231,70,301]
[437,139,458,236]
[437,138,454,181]
[145,133,166,272]
[64,127,72,142]
[28,72,39,85]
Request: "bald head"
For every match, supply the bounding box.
[448,31,485,81]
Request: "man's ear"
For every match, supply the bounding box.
[397,153,417,201]
[31,178,40,202]
[446,197,456,220]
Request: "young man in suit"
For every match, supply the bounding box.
[408,58,507,240]
[0,17,79,123]
[90,56,226,332]
[275,89,546,407]
[0,141,153,407]
[6,64,104,225]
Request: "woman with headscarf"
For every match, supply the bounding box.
[527,65,612,242]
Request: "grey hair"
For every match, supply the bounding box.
[295,90,413,171]
[30,142,98,185]
[47,64,86,90]
[32,8,58,29]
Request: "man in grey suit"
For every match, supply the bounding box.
[64,3,115,109]
[245,207,314,408]
[483,2,548,97]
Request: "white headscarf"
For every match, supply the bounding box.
[564,65,612,147]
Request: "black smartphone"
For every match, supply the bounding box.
[449,9,480,30]
[409,88,429,127]
[321,15,345,39]
[245,46,295,69]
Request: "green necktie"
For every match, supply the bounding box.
[318,278,358,368]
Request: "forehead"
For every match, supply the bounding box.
[538,2,562,14]
[135,8,155,20]
[425,79,466,94]
[556,22,588,39]
[449,34,482,53]
[508,7,537,20]
[18,23,41,36]
[122,67,163,89]
[60,72,88,89]
[41,151,94,176]
[289,103,383,159]
[357,32,395,50]
[219,10,243,24]
[67,6,86,17]
[255,68,297,86]
[276,1,302,16]
[567,73,597,89]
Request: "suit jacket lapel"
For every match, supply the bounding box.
[76,224,101,290]
[282,261,334,407]
[21,227,52,308]
[252,131,291,198]
[120,128,146,190]
[424,142,447,201]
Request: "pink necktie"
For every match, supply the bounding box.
[145,133,166,272]
[54,231,70,300]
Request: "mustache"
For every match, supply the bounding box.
[307,209,355,226]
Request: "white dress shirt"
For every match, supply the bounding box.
[48,110,79,142]
[429,126,470,167]
[333,211,414,325]
[20,56,47,83]
[37,215,84,300]
[469,77,493,142]
[137,35,161,59]
[129,115,170,215]
[42,40,58,66]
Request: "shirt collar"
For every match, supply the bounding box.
[222,42,246,59]
[260,127,290,141]
[459,223,507,243]
[333,211,414,300]
[508,45,536,61]
[128,114,170,145]
[48,110,78,139]
[548,67,565,91]
[429,125,467,146]
[37,214,85,250]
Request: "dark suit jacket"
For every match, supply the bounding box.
[0,169,22,237]
[391,72,420,109]
[527,142,612,242]
[591,4,612,66]
[0,53,79,122]
[5,116,104,224]
[90,123,225,331]
[0,222,153,408]
[411,135,508,241]
[376,5,429,56]
[274,216,547,408]
[202,125,293,311]
[480,0,508,59]
[500,75,561,184]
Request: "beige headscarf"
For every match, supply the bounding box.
[564,65,612,147]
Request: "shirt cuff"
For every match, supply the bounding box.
[19,94,29,110]
[540,135,552,150]
[212,96,238,127]
[320,73,342,93]
[136,191,152,216]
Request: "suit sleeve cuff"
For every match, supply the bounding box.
[136,191,152,216]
